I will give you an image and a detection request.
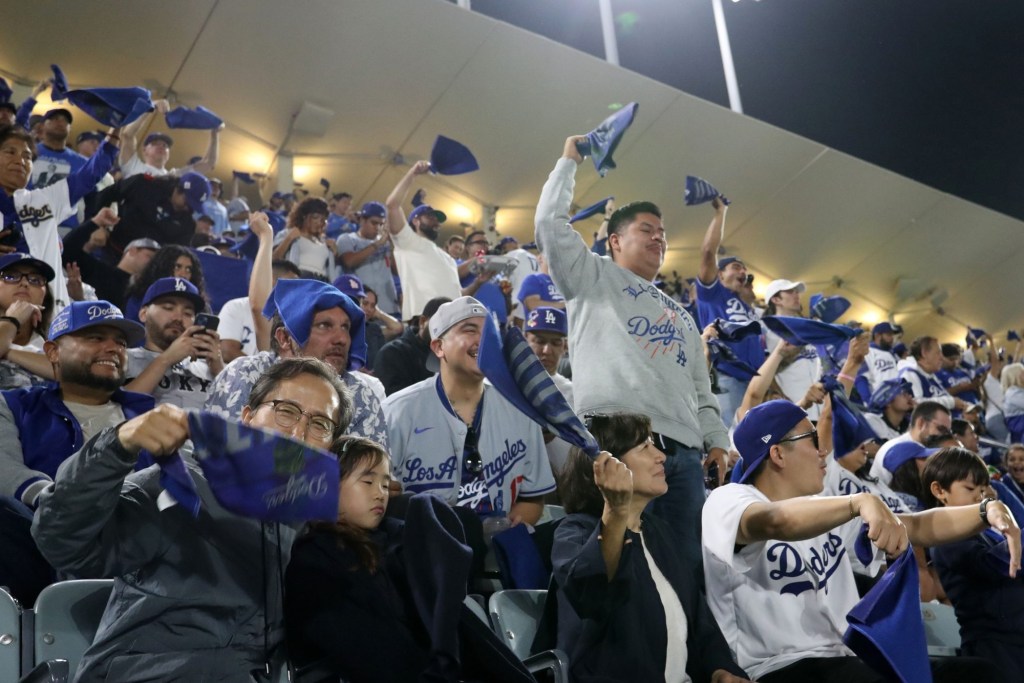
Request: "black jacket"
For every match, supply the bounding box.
[552,512,746,683]
[374,326,432,396]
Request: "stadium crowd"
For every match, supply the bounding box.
[0,70,1022,683]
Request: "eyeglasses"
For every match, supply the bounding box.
[464,425,483,475]
[258,400,337,442]
[1,271,46,287]
[777,429,820,451]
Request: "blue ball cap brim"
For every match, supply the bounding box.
[733,400,808,483]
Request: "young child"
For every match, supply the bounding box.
[922,448,1024,683]
[285,437,533,683]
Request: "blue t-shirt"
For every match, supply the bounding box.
[460,267,508,324]
[696,278,763,377]
[516,273,565,307]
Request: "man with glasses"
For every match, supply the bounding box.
[383,296,554,525]
[33,357,351,681]
[702,399,1016,682]
[335,201,400,318]
[206,278,389,450]
[869,399,953,486]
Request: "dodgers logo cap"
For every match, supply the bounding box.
[0,252,56,282]
[332,274,366,300]
[525,307,567,336]
[141,277,205,311]
[732,400,808,484]
[48,300,145,346]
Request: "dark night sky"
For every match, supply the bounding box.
[468,0,1024,222]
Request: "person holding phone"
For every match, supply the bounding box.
[124,277,223,410]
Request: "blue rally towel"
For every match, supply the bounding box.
[49,73,154,128]
[762,315,861,348]
[165,105,223,130]
[187,411,340,523]
[233,170,256,184]
[492,523,549,590]
[844,544,932,683]
[576,102,639,177]
[809,293,851,324]
[712,317,762,342]
[477,313,600,457]
[430,135,479,175]
[190,248,251,313]
[707,339,759,382]
[684,175,730,206]
[569,196,613,223]
[821,375,878,458]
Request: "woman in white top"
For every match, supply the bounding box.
[273,197,335,281]
[552,413,749,683]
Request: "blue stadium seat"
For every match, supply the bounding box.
[921,602,961,656]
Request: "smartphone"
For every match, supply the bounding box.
[195,313,220,333]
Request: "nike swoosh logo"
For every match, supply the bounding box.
[414,427,433,434]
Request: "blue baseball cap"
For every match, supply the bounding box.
[499,236,518,248]
[872,322,897,336]
[883,441,939,474]
[141,277,206,311]
[408,204,446,225]
[0,253,55,282]
[177,171,211,214]
[48,300,145,345]
[868,378,913,412]
[525,307,567,336]
[718,256,744,270]
[359,201,386,219]
[75,130,105,146]
[332,274,366,300]
[143,132,173,147]
[732,400,809,484]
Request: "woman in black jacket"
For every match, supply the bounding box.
[553,413,749,683]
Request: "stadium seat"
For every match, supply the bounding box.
[0,587,20,681]
[920,602,961,656]
[33,580,113,678]
[488,589,569,683]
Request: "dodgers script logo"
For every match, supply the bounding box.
[766,532,847,596]
[457,478,491,509]
[17,204,54,227]
[262,472,330,509]
[623,280,694,368]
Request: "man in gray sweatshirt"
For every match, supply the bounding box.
[535,136,729,566]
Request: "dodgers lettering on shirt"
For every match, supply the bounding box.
[766,532,847,596]
[402,437,530,493]
[622,278,696,369]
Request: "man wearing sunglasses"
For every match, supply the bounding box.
[701,399,1018,682]
[383,296,555,526]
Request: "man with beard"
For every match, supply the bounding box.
[0,301,151,604]
[854,322,902,401]
[124,277,223,410]
[385,161,463,322]
[205,278,389,448]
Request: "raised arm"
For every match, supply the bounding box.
[247,212,276,351]
[697,197,728,285]
[187,124,224,176]
[737,342,789,421]
[118,99,166,167]
[385,161,431,235]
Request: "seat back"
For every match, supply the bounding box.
[33,580,114,677]
[0,587,20,681]
[488,590,547,661]
[920,602,961,656]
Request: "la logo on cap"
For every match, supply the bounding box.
[544,310,557,324]
[175,278,188,292]
[761,434,772,443]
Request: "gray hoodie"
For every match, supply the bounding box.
[535,158,728,452]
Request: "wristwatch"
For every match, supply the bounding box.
[979,496,996,527]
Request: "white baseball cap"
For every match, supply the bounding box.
[764,279,806,302]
